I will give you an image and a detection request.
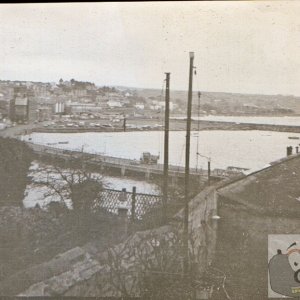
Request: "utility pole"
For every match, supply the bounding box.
[163,72,170,223]
[123,114,126,132]
[208,159,211,185]
[195,91,201,172]
[183,52,194,274]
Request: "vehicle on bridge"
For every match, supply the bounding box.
[140,152,159,164]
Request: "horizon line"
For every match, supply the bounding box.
[0,78,299,98]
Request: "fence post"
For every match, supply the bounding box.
[131,186,136,222]
[118,188,128,236]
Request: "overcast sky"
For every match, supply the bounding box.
[0,2,299,95]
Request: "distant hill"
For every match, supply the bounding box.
[134,88,300,115]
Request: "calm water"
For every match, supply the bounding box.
[23,130,300,172]
[23,161,159,209]
[173,115,300,126]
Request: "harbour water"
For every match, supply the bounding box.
[23,130,300,172]
[24,161,159,209]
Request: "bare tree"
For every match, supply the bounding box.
[97,228,203,299]
[30,153,104,238]
[96,226,231,299]
[32,151,103,206]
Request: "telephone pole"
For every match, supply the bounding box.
[123,114,126,132]
[208,159,211,185]
[183,52,194,274]
[163,72,170,223]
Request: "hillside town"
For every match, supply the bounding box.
[1,79,300,133]
[0,79,179,129]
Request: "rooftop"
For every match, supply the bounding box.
[218,153,300,216]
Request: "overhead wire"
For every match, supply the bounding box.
[194,65,201,171]
[194,65,211,172]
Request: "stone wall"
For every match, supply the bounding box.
[10,185,220,298]
[187,186,218,273]
[64,225,177,297]
[63,186,219,297]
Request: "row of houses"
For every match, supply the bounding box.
[0,79,182,124]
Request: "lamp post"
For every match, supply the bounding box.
[196,152,211,184]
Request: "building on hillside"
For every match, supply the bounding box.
[0,86,14,101]
[0,100,10,119]
[32,84,52,97]
[0,86,15,118]
[36,104,53,121]
[150,100,177,111]
[28,99,38,122]
[134,102,145,110]
[70,89,87,97]
[54,102,65,114]
[13,97,29,122]
[107,99,123,108]
[65,102,102,114]
[9,92,38,123]
[96,95,108,103]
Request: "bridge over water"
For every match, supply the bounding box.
[27,142,232,182]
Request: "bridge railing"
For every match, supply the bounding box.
[27,142,231,178]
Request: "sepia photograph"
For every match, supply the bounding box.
[0,1,300,299]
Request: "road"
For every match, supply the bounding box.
[0,122,50,138]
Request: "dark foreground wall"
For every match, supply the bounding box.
[214,197,300,299]
[0,137,33,206]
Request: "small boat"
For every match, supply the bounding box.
[288,136,300,140]
[58,141,69,144]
